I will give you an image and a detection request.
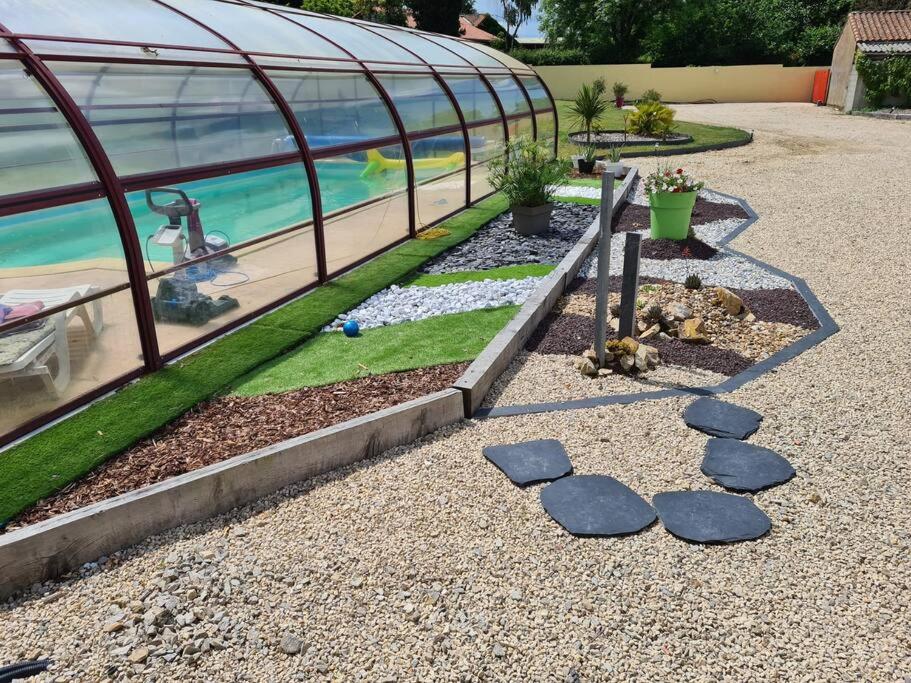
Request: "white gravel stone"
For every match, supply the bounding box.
[629,179,741,206]
[325,277,542,331]
[552,184,602,200]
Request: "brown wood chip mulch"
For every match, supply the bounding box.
[7,363,468,531]
[612,198,748,233]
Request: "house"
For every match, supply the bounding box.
[828,10,911,111]
[403,12,501,45]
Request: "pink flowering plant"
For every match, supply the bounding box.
[644,165,704,195]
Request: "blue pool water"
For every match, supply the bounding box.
[0,159,436,270]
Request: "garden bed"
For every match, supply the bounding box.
[568,129,693,147]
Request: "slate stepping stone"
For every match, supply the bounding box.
[482,439,572,487]
[702,438,796,492]
[653,490,771,543]
[540,475,656,537]
[683,397,763,440]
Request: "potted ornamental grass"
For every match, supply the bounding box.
[577,144,598,174]
[612,81,629,108]
[645,165,704,240]
[604,143,624,176]
[489,138,569,235]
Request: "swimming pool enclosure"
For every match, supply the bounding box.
[0,0,557,445]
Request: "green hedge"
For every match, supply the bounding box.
[508,47,589,66]
[856,53,911,108]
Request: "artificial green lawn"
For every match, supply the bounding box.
[0,195,509,524]
[232,306,519,396]
[402,263,554,288]
[556,100,750,161]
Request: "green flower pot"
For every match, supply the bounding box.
[648,191,698,240]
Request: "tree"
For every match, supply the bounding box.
[852,0,911,8]
[407,0,463,35]
[256,0,407,23]
[498,0,536,51]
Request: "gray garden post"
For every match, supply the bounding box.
[594,172,614,366]
[618,233,642,339]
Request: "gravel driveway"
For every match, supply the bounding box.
[3,104,910,681]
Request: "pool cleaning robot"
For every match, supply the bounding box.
[145,188,240,326]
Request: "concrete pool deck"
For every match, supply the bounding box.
[1,104,909,680]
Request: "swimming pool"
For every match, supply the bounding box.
[0,159,449,270]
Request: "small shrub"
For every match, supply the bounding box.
[612,81,629,99]
[856,53,911,108]
[684,273,702,290]
[488,138,569,207]
[569,80,609,143]
[640,88,662,103]
[626,102,676,137]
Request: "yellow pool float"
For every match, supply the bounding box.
[361,148,465,178]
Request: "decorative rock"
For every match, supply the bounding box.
[279,632,304,655]
[679,317,709,344]
[715,287,744,315]
[640,323,661,340]
[540,475,657,537]
[668,302,693,321]
[652,490,771,543]
[701,438,796,492]
[683,397,763,440]
[483,439,573,487]
[574,357,598,377]
[620,336,639,353]
[619,354,635,372]
[128,647,150,664]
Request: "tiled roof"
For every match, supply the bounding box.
[849,11,911,42]
[459,17,497,43]
[858,40,911,55]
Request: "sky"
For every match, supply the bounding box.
[471,0,544,38]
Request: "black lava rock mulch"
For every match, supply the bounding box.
[420,202,600,274]
[525,311,753,376]
[732,287,819,330]
[640,237,717,260]
[612,197,748,234]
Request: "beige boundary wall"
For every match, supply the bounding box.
[535,64,818,103]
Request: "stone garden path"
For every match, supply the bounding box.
[2,104,910,681]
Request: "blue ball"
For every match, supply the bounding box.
[342,320,360,338]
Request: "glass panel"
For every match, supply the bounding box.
[468,122,505,163]
[443,75,500,122]
[0,63,98,196]
[125,163,313,274]
[0,288,143,440]
[49,62,293,176]
[167,0,348,60]
[367,26,470,67]
[537,111,556,152]
[269,71,398,150]
[0,0,230,48]
[412,133,466,228]
[375,74,459,133]
[420,35,503,68]
[316,144,407,216]
[509,116,535,141]
[519,76,551,112]
[469,43,528,70]
[323,194,409,275]
[0,39,13,52]
[470,161,495,203]
[365,63,431,73]
[288,14,416,64]
[486,75,530,115]
[255,57,358,70]
[0,199,128,305]
[151,228,318,355]
[24,40,244,64]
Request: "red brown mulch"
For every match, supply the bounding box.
[525,311,753,377]
[6,363,468,532]
[612,197,748,233]
[731,288,820,330]
[639,237,717,260]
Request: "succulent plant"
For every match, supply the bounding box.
[684,273,702,290]
[609,302,621,317]
[644,303,664,322]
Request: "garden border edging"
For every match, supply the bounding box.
[453,168,639,416]
[0,388,463,600]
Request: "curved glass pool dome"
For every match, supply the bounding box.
[0,0,556,444]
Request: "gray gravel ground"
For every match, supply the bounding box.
[2,104,910,681]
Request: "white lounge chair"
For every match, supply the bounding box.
[0,285,104,397]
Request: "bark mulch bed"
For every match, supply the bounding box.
[612,197,748,233]
[640,237,717,260]
[525,312,753,376]
[732,287,820,330]
[568,278,818,330]
[6,363,468,532]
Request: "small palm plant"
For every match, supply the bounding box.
[625,102,676,138]
[569,80,608,144]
